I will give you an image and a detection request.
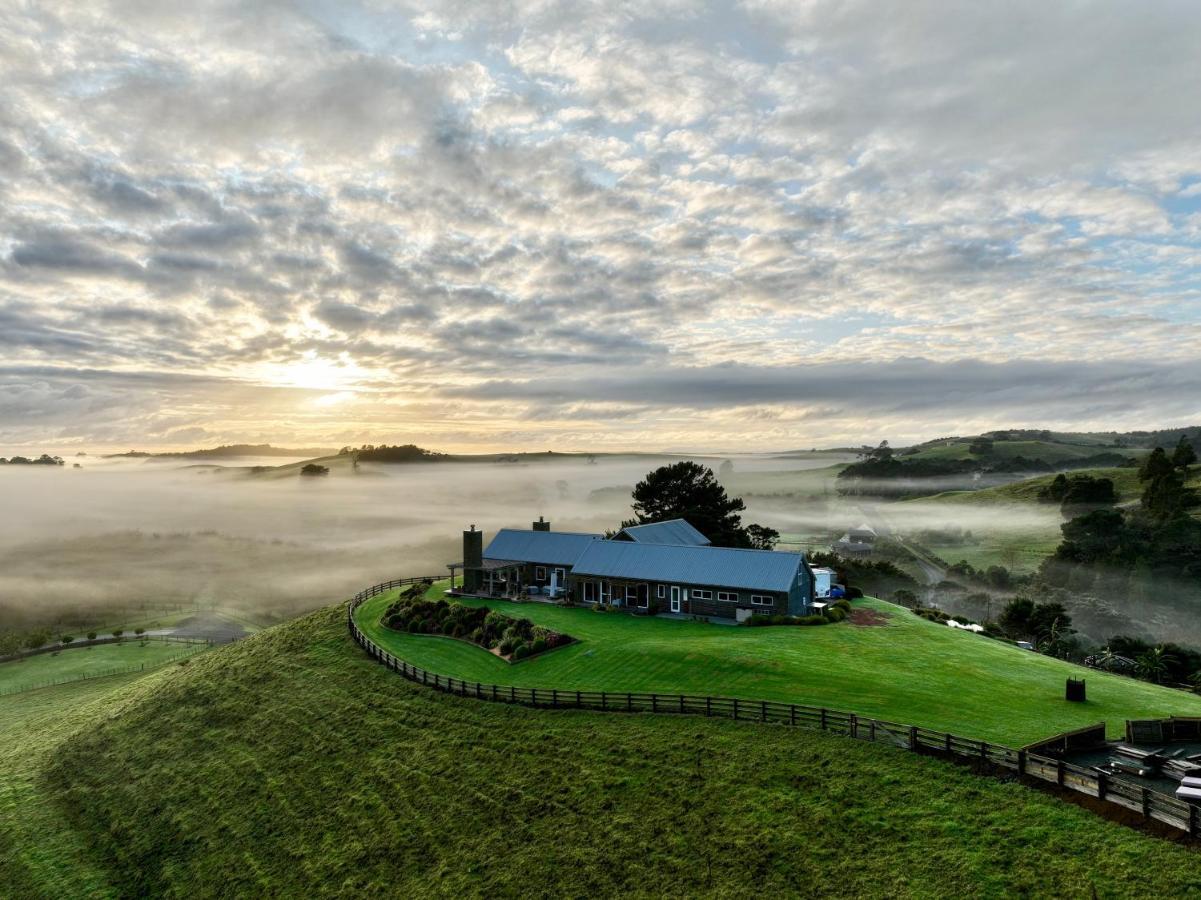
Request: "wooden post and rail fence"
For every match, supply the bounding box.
[348,576,1201,838]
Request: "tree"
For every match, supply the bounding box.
[1141,469,1199,521]
[60,635,74,645]
[300,463,329,477]
[968,437,994,456]
[629,462,749,547]
[998,598,1034,637]
[1138,447,1174,483]
[1172,436,1197,469]
[745,524,780,550]
[1135,646,1177,685]
[86,631,97,642]
[134,628,145,636]
[112,629,124,639]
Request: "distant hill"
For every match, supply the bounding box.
[105,444,337,460]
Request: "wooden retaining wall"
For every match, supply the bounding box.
[349,577,1200,838]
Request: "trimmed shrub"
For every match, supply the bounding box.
[824,607,847,623]
[511,642,530,660]
[530,638,547,655]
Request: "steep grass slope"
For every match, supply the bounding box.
[14,604,1199,897]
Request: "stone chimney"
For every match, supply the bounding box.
[462,525,483,592]
[533,516,550,532]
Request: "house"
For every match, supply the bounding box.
[463,520,601,598]
[611,518,711,546]
[833,522,876,558]
[459,518,814,620]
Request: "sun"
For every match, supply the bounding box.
[259,353,364,392]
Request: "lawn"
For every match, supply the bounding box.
[357,585,1201,746]
[907,439,1138,464]
[0,640,207,696]
[10,603,1199,897]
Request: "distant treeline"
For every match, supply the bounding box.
[106,444,336,459]
[340,444,448,463]
[0,454,64,466]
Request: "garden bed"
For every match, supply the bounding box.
[381,586,574,663]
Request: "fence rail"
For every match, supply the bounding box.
[348,577,1200,838]
[0,645,208,697]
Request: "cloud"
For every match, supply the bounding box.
[0,1,1199,450]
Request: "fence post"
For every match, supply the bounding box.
[733,699,739,720]
[791,705,797,727]
[1096,770,1107,801]
[820,708,827,730]
[869,720,876,742]
[532,688,538,706]
[1191,803,1199,838]
[577,690,582,708]
[680,695,685,714]
[1017,750,1027,775]
[945,733,952,754]
[651,694,658,713]
[850,714,857,739]
[601,691,607,710]
[761,700,767,722]
[492,684,497,702]
[627,692,633,712]
[1141,787,1151,818]
[552,689,558,708]
[511,686,516,703]
[980,741,988,764]
[908,726,917,750]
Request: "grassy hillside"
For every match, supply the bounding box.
[3,604,1197,897]
[0,640,206,695]
[905,465,1201,573]
[906,438,1137,464]
[357,588,1201,746]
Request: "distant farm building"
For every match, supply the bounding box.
[833,523,877,557]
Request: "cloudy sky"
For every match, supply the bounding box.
[2,1,1200,452]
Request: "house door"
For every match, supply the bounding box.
[670,586,681,613]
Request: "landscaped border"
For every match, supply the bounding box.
[348,576,1201,838]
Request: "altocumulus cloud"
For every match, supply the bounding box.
[0,0,1199,450]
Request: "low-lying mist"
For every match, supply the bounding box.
[1,452,1196,652]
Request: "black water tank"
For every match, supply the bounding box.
[1066,678,1086,702]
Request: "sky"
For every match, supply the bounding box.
[2,0,1201,453]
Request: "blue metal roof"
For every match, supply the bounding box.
[571,541,804,592]
[483,529,602,566]
[614,518,711,546]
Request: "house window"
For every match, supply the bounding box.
[691,589,712,601]
[583,581,597,603]
[535,566,546,581]
[599,582,611,603]
[717,591,737,603]
[625,585,638,603]
[750,594,773,606]
[656,584,666,599]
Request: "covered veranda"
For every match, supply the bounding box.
[460,558,525,598]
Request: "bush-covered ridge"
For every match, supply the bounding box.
[383,584,573,662]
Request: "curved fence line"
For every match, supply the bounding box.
[0,646,208,698]
[348,577,1200,837]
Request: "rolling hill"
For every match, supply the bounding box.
[4,602,1201,896]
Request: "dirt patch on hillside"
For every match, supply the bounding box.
[850,608,890,627]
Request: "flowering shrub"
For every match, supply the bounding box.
[382,595,573,661]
